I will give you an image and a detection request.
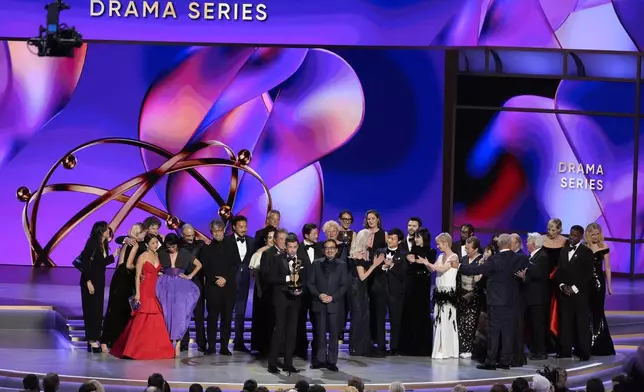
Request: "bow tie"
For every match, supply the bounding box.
[305,244,315,250]
[570,244,578,251]
[287,256,296,262]
[237,236,246,243]
[386,249,396,256]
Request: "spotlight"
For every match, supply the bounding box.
[27,0,83,58]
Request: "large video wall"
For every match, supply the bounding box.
[0,42,445,266]
[452,49,643,274]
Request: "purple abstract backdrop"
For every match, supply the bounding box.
[0,43,444,265]
[1,0,644,49]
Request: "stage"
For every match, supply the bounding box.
[0,265,641,391]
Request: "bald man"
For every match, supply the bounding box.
[180,223,207,352]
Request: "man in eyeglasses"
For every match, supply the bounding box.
[307,240,349,372]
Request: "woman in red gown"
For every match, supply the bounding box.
[111,234,175,360]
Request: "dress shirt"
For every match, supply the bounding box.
[235,234,248,260]
[304,240,315,261]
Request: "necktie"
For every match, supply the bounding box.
[237,236,246,243]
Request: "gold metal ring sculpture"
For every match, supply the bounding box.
[17,138,272,267]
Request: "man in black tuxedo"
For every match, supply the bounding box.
[371,228,408,356]
[453,233,518,370]
[200,219,232,355]
[252,228,286,358]
[519,232,550,360]
[510,233,530,367]
[452,223,474,258]
[307,239,349,371]
[254,209,280,249]
[401,217,422,253]
[267,233,303,375]
[554,225,594,361]
[180,223,207,352]
[223,215,254,353]
[295,223,323,360]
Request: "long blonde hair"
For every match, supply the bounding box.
[584,222,605,248]
[350,229,371,258]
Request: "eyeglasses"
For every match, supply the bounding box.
[340,217,352,222]
[324,247,337,250]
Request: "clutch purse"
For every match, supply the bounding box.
[128,296,140,312]
[72,255,83,271]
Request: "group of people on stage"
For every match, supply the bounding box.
[447,219,615,370]
[76,209,616,372]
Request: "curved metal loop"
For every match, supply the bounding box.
[23,139,272,266]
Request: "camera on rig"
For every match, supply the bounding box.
[27,0,83,58]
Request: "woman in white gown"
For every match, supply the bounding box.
[428,232,459,359]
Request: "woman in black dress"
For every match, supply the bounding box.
[364,210,387,342]
[79,221,117,353]
[398,228,437,356]
[585,223,615,356]
[249,227,276,356]
[348,229,384,356]
[100,222,145,352]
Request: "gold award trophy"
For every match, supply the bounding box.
[289,257,303,296]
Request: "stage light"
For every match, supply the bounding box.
[20,138,273,267]
[27,0,83,58]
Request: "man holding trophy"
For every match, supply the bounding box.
[267,232,304,375]
[307,239,349,372]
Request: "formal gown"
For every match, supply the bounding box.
[348,258,373,356]
[399,247,436,356]
[111,262,175,359]
[543,246,562,353]
[100,246,136,347]
[156,264,201,341]
[590,248,615,356]
[432,253,459,359]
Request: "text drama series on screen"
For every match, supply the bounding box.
[90,0,268,21]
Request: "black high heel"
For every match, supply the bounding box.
[87,341,101,353]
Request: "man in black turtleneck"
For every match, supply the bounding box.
[307,239,349,371]
[200,219,230,355]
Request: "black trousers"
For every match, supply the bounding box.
[486,305,514,366]
[526,303,547,356]
[512,300,527,365]
[269,291,301,368]
[295,293,314,358]
[182,282,206,349]
[558,295,591,358]
[234,266,251,349]
[372,288,404,351]
[205,285,235,352]
[313,308,341,365]
[81,281,104,342]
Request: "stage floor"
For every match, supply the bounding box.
[0,265,641,390]
[0,329,629,390]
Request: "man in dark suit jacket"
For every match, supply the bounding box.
[223,215,255,353]
[307,239,349,371]
[510,233,530,367]
[452,223,475,258]
[371,228,408,356]
[200,220,232,355]
[520,232,551,360]
[295,223,323,360]
[253,229,286,358]
[267,233,303,375]
[253,209,281,249]
[554,225,594,361]
[400,217,422,253]
[454,233,518,370]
